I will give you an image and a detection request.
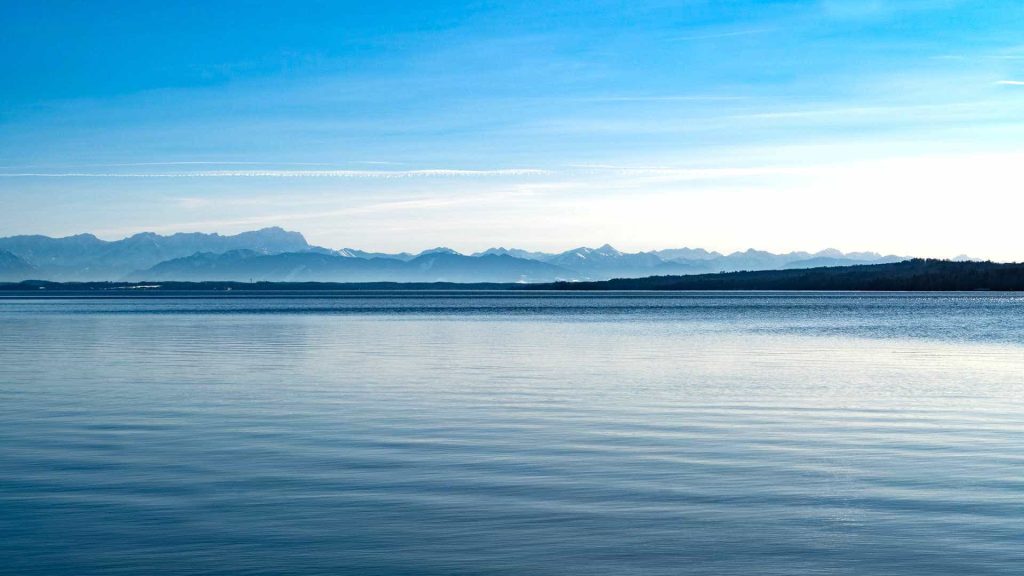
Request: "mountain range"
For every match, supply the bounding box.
[0,227,908,282]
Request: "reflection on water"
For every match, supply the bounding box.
[1,292,1022,575]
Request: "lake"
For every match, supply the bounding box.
[1,291,1022,575]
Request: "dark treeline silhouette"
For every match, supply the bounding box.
[528,259,1024,291]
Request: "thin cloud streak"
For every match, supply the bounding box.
[577,95,749,102]
[9,154,1022,186]
[100,161,336,167]
[0,165,815,183]
[0,169,550,179]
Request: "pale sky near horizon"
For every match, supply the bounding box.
[2,1,1024,260]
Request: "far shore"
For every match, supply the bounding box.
[3,259,1024,293]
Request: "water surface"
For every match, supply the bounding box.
[1,292,1022,575]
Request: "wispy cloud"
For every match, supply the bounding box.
[996,80,1024,86]
[99,161,335,167]
[577,95,748,103]
[0,168,550,178]
[0,164,812,184]
[0,161,957,185]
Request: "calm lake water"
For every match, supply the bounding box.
[1,291,1022,575]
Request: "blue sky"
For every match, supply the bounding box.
[3,0,1024,259]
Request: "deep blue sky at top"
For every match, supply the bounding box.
[2,1,1024,257]
[1,1,948,101]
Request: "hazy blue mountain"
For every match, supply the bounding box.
[335,247,461,261]
[337,248,417,261]
[782,255,905,270]
[540,244,717,279]
[952,254,982,262]
[545,244,623,265]
[402,252,572,282]
[472,247,554,260]
[704,249,909,273]
[135,250,575,283]
[0,227,314,280]
[708,249,809,272]
[653,259,719,275]
[543,245,649,277]
[87,228,312,272]
[0,250,36,280]
[653,247,723,261]
[416,247,462,257]
[0,233,107,270]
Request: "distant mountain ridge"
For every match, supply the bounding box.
[0,227,910,282]
[0,227,311,280]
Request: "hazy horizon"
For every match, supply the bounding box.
[4,1,1024,260]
